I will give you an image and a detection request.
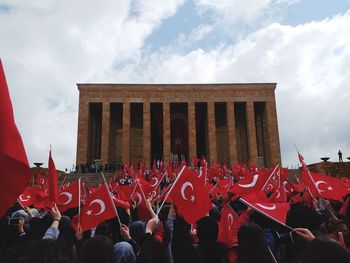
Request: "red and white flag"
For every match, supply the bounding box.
[229,170,268,196]
[309,172,349,202]
[171,166,211,224]
[218,204,239,247]
[58,179,80,212]
[72,184,117,231]
[0,59,32,217]
[240,192,290,226]
[298,152,321,198]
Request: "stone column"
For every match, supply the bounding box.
[76,93,89,165]
[265,99,281,166]
[207,101,217,163]
[163,102,171,161]
[227,101,238,165]
[143,100,151,166]
[188,101,196,158]
[246,101,258,165]
[100,101,110,165]
[122,101,130,162]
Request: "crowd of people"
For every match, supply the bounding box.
[1,159,350,263]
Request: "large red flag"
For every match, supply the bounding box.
[0,59,31,217]
[57,180,80,212]
[240,192,290,226]
[72,184,116,231]
[171,166,211,224]
[48,151,59,203]
[310,172,349,202]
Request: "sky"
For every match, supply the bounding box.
[1,0,350,170]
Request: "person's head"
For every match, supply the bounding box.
[95,222,113,241]
[237,222,274,263]
[197,216,219,243]
[78,236,115,263]
[114,241,136,263]
[129,221,145,245]
[302,237,350,263]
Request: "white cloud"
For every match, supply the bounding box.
[0,0,184,169]
[1,0,349,170]
[115,11,350,167]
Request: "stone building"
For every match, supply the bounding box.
[76,83,281,168]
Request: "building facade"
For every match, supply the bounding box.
[76,83,281,168]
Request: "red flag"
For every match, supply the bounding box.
[57,180,80,212]
[240,192,290,226]
[72,185,116,231]
[218,204,239,247]
[19,186,46,207]
[36,173,48,189]
[171,166,211,224]
[309,172,349,202]
[0,59,31,217]
[298,152,321,198]
[229,170,268,196]
[48,151,59,203]
[133,182,153,222]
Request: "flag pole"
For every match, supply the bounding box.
[261,164,280,191]
[59,176,66,191]
[77,177,81,230]
[101,172,122,226]
[156,164,186,216]
[239,198,293,231]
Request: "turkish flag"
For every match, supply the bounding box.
[268,183,287,203]
[170,166,212,224]
[229,171,268,196]
[310,172,349,202]
[35,173,48,189]
[0,59,31,217]
[48,151,59,203]
[137,175,157,197]
[72,185,116,232]
[298,152,321,198]
[218,204,239,247]
[240,192,290,225]
[19,186,46,207]
[57,180,80,212]
[133,183,153,222]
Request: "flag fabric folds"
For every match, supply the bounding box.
[170,166,212,224]
[48,150,59,203]
[0,59,31,217]
[72,184,116,231]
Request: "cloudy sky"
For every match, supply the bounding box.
[1,0,350,170]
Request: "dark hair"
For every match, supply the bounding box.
[197,216,219,243]
[78,236,115,263]
[302,237,350,263]
[237,222,275,263]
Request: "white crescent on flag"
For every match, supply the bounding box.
[135,193,142,206]
[315,180,331,193]
[256,203,276,210]
[89,199,106,215]
[238,174,258,188]
[149,177,159,187]
[19,195,30,202]
[59,192,72,205]
[180,182,195,202]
